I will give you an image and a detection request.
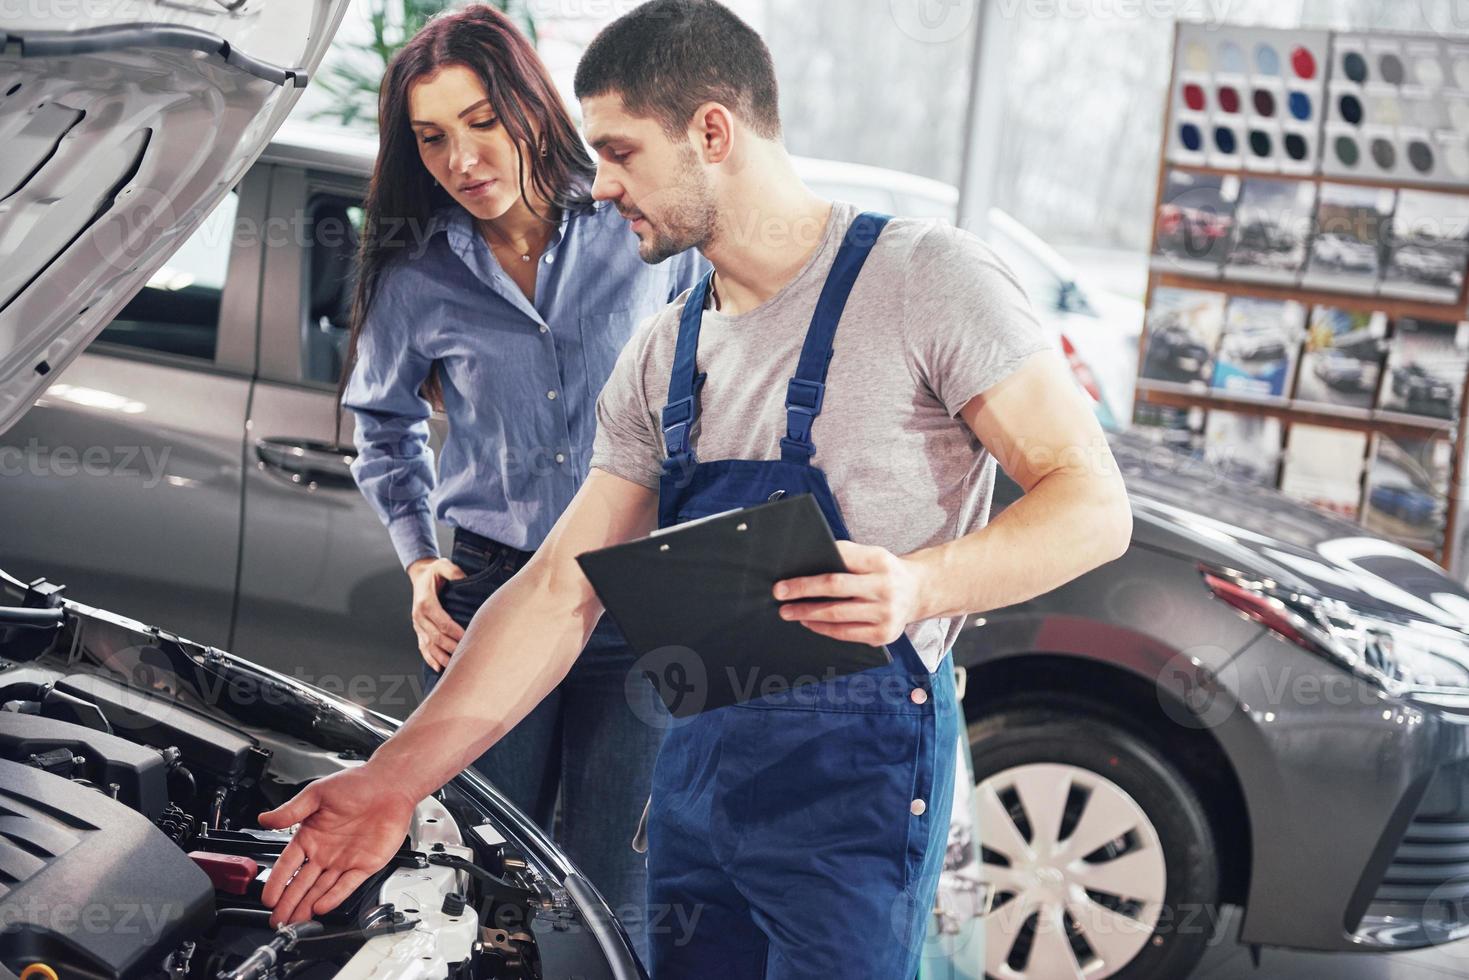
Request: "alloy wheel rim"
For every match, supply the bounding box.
[977,762,1168,980]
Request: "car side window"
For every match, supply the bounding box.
[301,196,364,386]
[92,189,239,360]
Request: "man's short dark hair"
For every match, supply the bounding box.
[574,0,781,140]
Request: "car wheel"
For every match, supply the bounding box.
[970,707,1219,980]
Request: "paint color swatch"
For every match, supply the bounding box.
[1325,34,1469,188]
[1168,24,1329,175]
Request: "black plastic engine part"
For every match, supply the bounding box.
[0,608,62,663]
[55,674,264,781]
[0,758,214,979]
[40,686,112,733]
[0,712,168,820]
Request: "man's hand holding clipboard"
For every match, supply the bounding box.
[576,494,899,717]
[772,537,930,648]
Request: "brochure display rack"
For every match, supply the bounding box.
[1139,22,1469,571]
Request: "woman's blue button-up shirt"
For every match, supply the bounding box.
[344,198,707,567]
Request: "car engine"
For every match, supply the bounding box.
[0,576,637,980]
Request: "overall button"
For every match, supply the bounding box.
[910,688,928,705]
[547,390,558,400]
[910,799,927,816]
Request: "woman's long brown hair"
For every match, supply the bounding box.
[336,4,596,435]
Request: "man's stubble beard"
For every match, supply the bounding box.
[638,145,719,265]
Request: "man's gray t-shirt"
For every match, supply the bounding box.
[589,201,1053,672]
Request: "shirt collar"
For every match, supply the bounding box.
[430,197,605,258]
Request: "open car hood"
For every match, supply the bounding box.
[0,1,351,434]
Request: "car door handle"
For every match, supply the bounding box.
[254,438,358,490]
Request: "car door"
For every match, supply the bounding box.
[0,170,267,645]
[230,165,441,719]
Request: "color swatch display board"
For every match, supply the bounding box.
[1138,22,1469,573]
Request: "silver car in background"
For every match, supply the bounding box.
[0,122,424,712]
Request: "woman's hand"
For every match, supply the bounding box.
[772,541,930,646]
[407,557,467,672]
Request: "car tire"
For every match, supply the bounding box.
[970,705,1219,980]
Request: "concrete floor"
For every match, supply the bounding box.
[1195,908,1469,979]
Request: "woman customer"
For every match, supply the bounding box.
[339,4,704,956]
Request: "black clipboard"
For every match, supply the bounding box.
[575,494,892,717]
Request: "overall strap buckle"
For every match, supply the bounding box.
[661,395,695,456]
[661,374,707,472]
[781,379,826,462]
[787,377,826,414]
[780,211,890,466]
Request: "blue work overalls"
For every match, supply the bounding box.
[645,213,961,979]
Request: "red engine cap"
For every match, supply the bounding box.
[188,852,260,896]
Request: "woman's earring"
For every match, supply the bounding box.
[538,136,549,158]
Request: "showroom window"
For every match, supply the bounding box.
[300,195,364,387]
[93,189,240,361]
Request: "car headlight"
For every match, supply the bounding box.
[1203,566,1469,694]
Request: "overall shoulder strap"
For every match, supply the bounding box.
[660,271,713,477]
[781,211,892,465]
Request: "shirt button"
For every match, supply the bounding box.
[910,688,928,705]
[910,799,927,816]
[547,390,558,400]
[539,324,548,334]
[544,254,555,265]
[555,453,566,464]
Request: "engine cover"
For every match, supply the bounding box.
[0,713,169,821]
[0,758,213,979]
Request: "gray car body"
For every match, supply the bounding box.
[968,431,1469,953]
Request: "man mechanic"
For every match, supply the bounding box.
[259,2,1132,976]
